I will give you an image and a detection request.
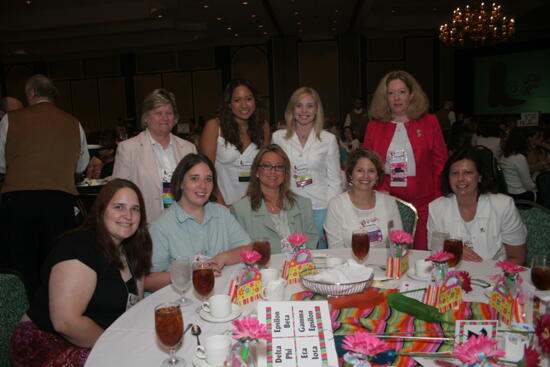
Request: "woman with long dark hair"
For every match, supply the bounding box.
[9,179,152,367]
[500,128,537,201]
[200,79,271,207]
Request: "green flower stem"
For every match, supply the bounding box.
[241,341,250,361]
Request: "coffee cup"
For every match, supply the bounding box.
[262,279,287,301]
[195,334,232,366]
[201,294,232,319]
[326,257,343,268]
[415,259,432,279]
[260,268,279,285]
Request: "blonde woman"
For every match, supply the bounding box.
[272,87,342,248]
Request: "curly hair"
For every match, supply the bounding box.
[283,87,325,141]
[369,70,429,122]
[83,179,152,277]
[217,79,265,151]
[345,149,385,187]
[246,144,296,211]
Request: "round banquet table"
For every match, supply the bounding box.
[83,248,541,367]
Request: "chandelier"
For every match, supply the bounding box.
[439,2,516,46]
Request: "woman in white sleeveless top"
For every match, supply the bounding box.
[200,79,271,206]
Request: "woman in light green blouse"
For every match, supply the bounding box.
[232,144,319,253]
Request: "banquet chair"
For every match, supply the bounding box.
[536,171,550,209]
[0,272,28,367]
[514,199,550,265]
[394,197,418,237]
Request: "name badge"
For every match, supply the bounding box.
[293,164,313,188]
[161,169,174,208]
[238,160,252,182]
[389,150,407,187]
[126,293,139,310]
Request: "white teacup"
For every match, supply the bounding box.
[260,268,279,285]
[502,332,529,362]
[195,334,232,366]
[326,257,344,268]
[262,279,287,301]
[415,259,432,279]
[201,294,232,319]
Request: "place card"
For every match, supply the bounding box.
[257,301,338,367]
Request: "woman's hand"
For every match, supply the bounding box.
[462,246,483,262]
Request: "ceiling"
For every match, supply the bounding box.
[1,0,548,60]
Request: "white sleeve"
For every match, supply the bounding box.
[516,155,536,192]
[500,196,527,246]
[0,115,8,173]
[325,135,343,199]
[344,113,351,127]
[75,123,90,173]
[324,198,345,248]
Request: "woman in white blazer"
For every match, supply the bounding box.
[113,89,196,223]
[325,149,403,249]
[272,87,342,248]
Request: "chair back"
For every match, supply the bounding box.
[536,171,550,209]
[514,199,550,265]
[0,272,28,367]
[394,197,418,237]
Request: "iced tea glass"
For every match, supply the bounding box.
[155,302,185,366]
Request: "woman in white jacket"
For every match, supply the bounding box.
[325,149,402,248]
[272,87,342,248]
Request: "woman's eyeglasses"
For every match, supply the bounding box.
[259,163,285,172]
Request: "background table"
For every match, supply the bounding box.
[84,248,535,367]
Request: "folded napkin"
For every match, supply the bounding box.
[306,259,373,284]
[328,288,386,310]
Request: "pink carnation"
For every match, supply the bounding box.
[425,251,454,263]
[495,260,527,274]
[240,250,262,265]
[447,270,472,293]
[287,233,308,248]
[389,230,414,245]
[231,316,271,342]
[452,335,504,365]
[342,331,390,357]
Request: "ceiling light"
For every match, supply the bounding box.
[251,13,257,18]
[216,17,222,21]
[25,0,32,4]
[391,9,396,14]
[294,10,299,16]
[242,1,248,5]
[226,26,232,30]
[203,4,209,8]
[12,49,28,55]
[263,31,269,35]
[297,21,301,25]
[234,33,239,37]
[258,24,264,28]
[439,2,516,46]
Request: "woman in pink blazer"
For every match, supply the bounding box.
[363,71,447,250]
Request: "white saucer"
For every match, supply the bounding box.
[407,268,431,282]
[199,304,242,323]
[192,354,221,367]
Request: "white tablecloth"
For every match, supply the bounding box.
[83,248,540,367]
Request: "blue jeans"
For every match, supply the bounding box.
[313,209,328,249]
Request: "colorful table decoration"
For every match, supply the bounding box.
[489,260,528,325]
[452,334,504,366]
[281,233,316,284]
[342,332,393,367]
[386,230,413,279]
[229,250,263,305]
[226,316,271,367]
[257,300,339,367]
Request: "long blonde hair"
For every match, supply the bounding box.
[368,70,429,122]
[283,87,324,140]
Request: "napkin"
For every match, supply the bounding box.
[306,259,373,284]
[328,288,386,310]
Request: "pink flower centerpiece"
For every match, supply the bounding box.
[452,335,505,366]
[495,261,528,274]
[287,233,308,248]
[342,331,391,364]
[240,250,262,266]
[389,230,414,247]
[231,316,271,361]
[426,251,455,263]
[446,270,473,293]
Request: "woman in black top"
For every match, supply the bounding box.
[9,179,152,367]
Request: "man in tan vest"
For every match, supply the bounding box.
[0,75,89,297]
